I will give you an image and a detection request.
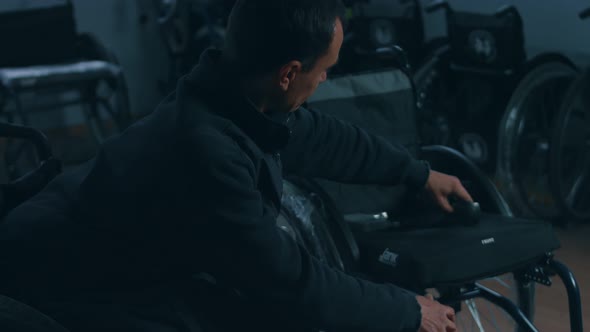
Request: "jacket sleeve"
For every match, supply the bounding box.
[188,132,422,332]
[281,107,430,189]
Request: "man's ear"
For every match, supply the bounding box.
[278,61,303,91]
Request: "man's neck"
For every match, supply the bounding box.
[241,80,272,113]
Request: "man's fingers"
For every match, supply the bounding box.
[426,293,434,300]
[437,195,454,213]
[454,182,473,202]
[446,320,457,332]
[446,307,456,322]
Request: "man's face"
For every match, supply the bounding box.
[278,18,344,112]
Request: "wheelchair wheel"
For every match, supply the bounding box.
[278,178,359,273]
[496,61,578,220]
[550,68,590,222]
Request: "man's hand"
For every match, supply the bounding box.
[416,294,457,332]
[424,170,473,213]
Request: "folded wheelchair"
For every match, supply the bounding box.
[280,49,583,331]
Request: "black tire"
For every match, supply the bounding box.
[496,61,578,220]
[550,68,590,222]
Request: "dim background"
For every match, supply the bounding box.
[0,1,589,331]
[2,0,588,120]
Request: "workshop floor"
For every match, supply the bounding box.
[535,222,590,331]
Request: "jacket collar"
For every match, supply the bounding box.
[185,48,292,153]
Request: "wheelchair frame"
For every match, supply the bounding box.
[298,51,584,331]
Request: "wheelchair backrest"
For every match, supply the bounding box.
[446,7,526,72]
[347,0,425,63]
[306,67,418,215]
[0,0,77,67]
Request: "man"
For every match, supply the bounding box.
[0,0,470,331]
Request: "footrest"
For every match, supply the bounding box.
[354,214,560,289]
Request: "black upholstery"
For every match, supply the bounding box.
[0,295,69,332]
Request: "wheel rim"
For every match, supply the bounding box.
[497,61,578,219]
[279,180,347,271]
[550,69,590,221]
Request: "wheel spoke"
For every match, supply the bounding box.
[466,299,486,332]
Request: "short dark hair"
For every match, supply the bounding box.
[223,0,346,76]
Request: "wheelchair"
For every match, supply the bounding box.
[281,47,583,331]
[547,7,590,223]
[412,0,581,222]
[413,0,527,171]
[0,0,132,179]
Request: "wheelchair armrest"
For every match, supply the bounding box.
[0,158,62,217]
[495,5,519,19]
[419,145,513,216]
[0,122,52,161]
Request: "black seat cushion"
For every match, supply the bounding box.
[353,214,560,290]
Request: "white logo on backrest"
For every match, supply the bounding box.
[379,249,399,267]
[481,238,495,245]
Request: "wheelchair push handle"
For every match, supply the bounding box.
[580,7,590,20]
[495,5,519,18]
[154,0,178,25]
[424,0,450,14]
[0,122,52,161]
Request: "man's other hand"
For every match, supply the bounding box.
[424,170,473,213]
[416,294,457,332]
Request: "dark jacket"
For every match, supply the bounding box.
[0,49,429,332]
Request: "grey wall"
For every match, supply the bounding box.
[72,0,170,116]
